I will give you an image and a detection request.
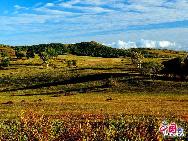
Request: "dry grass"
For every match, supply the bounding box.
[0,54,187,121]
[0,92,188,120]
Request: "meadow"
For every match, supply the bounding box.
[0,54,188,140]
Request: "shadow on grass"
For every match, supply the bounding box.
[14,85,109,96]
[70,67,136,72]
[10,63,41,67]
[1,73,134,92]
[119,75,188,93]
[0,67,18,70]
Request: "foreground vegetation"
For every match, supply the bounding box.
[1,111,188,141]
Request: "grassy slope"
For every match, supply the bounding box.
[0,54,188,120]
[0,45,15,57]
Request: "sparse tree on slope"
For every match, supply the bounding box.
[131,51,144,69]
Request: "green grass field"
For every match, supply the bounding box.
[0,55,188,119]
[0,54,188,140]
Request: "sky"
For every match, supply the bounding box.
[1,0,188,50]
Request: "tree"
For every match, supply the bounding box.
[130,51,144,69]
[160,56,188,79]
[38,47,58,67]
[26,47,35,59]
[140,61,163,78]
[182,56,188,77]
[46,47,58,58]
[0,51,10,67]
[1,57,10,67]
[161,57,183,78]
[38,51,49,67]
[15,50,26,59]
[66,60,77,68]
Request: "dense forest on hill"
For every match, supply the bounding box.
[12,41,129,58]
[1,41,187,59]
[9,41,186,58]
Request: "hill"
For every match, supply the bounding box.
[128,48,187,58]
[13,41,129,58]
[12,41,187,59]
[0,44,15,57]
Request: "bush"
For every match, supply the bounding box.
[130,51,144,69]
[140,61,162,77]
[0,51,10,67]
[15,50,26,59]
[72,60,77,67]
[26,47,35,59]
[1,111,188,141]
[1,57,10,67]
[161,56,188,79]
[66,60,77,68]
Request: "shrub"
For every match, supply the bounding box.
[140,61,162,77]
[26,47,35,59]
[15,50,26,59]
[161,56,188,79]
[0,51,10,67]
[66,60,77,68]
[0,57,10,67]
[72,60,77,67]
[66,60,72,68]
[0,112,188,141]
[130,51,144,69]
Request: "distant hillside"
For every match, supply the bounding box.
[10,41,188,58]
[14,41,129,58]
[69,41,129,57]
[128,48,187,58]
[0,44,15,57]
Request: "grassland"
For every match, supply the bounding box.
[0,54,187,119]
[0,54,188,140]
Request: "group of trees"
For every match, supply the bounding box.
[14,41,129,59]
[161,57,188,79]
[69,41,128,57]
[0,51,10,68]
[128,48,178,58]
[15,44,60,67]
[131,51,188,80]
[13,41,130,67]
[130,51,162,77]
[0,45,13,68]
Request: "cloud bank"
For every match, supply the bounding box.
[107,39,177,50]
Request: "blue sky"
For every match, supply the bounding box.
[1,0,188,50]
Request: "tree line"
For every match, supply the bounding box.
[14,41,129,59]
[131,51,188,80]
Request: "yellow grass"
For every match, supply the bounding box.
[0,54,188,120]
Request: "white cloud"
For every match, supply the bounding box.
[137,39,156,48]
[59,0,107,7]
[107,39,176,49]
[59,0,81,8]
[34,7,73,15]
[10,0,188,28]
[59,0,113,14]
[1,0,188,47]
[137,39,176,48]
[14,5,28,10]
[157,41,176,48]
[107,40,137,49]
[45,3,55,7]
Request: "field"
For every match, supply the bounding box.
[0,54,188,140]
